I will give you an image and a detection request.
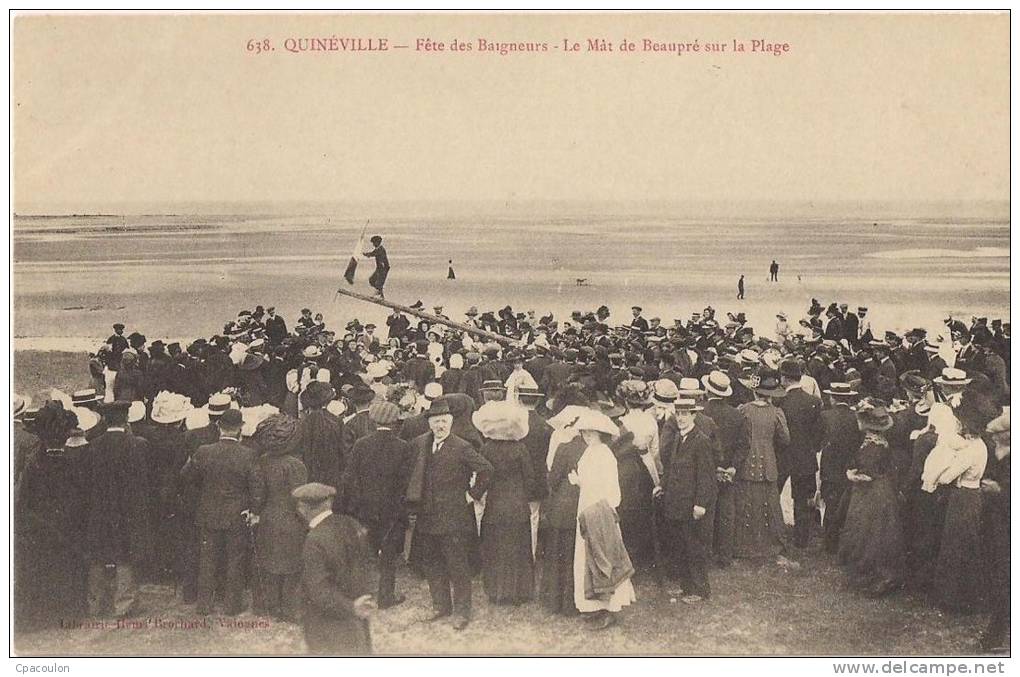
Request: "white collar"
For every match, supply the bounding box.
[785,384,802,392]
[308,510,332,530]
[107,427,126,432]
[220,436,240,442]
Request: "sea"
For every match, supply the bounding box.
[12,200,1010,349]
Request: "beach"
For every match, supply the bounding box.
[12,204,1011,353]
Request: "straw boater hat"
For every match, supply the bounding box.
[71,389,100,407]
[151,391,193,424]
[934,367,971,388]
[366,361,390,381]
[675,398,704,413]
[677,377,704,398]
[702,371,733,398]
[823,382,858,398]
[652,379,680,405]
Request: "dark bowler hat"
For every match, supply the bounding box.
[101,400,131,414]
[426,398,452,418]
[218,408,244,428]
[348,384,376,405]
[779,358,803,380]
[292,482,337,504]
[301,381,336,409]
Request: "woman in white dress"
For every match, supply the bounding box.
[569,409,636,629]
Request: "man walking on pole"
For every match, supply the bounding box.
[364,235,390,299]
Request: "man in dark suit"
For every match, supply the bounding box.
[700,372,750,567]
[519,386,553,555]
[339,385,377,469]
[180,409,257,615]
[407,399,493,630]
[84,401,150,618]
[629,306,649,334]
[843,306,860,347]
[819,383,863,553]
[264,307,288,345]
[294,482,376,655]
[660,399,717,603]
[777,359,824,548]
[343,402,414,609]
[823,307,844,342]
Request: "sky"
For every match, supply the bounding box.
[12,12,1009,214]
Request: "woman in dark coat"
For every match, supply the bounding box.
[838,399,905,597]
[473,402,535,604]
[14,403,88,631]
[251,414,307,622]
[289,382,344,490]
[608,388,658,572]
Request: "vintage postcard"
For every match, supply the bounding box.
[10,11,1010,660]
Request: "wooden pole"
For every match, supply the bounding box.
[334,286,523,346]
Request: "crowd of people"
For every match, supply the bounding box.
[12,297,1011,654]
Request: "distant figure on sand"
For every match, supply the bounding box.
[364,235,390,299]
[769,260,779,282]
[448,260,456,280]
[737,275,745,300]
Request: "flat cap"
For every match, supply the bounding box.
[291,482,337,503]
[369,401,401,426]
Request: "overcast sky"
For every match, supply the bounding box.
[13,12,1009,213]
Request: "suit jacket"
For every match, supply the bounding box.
[702,398,751,470]
[289,409,345,490]
[340,410,376,468]
[843,312,860,344]
[777,387,823,476]
[301,513,374,655]
[343,429,414,524]
[660,427,717,521]
[182,438,257,530]
[819,405,863,483]
[523,410,553,500]
[265,315,288,344]
[542,433,586,529]
[410,433,493,535]
[83,429,150,562]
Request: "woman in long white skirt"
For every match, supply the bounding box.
[570,409,636,629]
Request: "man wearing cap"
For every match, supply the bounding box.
[660,399,717,603]
[293,482,376,654]
[83,401,151,618]
[405,399,493,630]
[777,359,823,548]
[701,371,750,567]
[819,383,863,553]
[180,409,257,615]
[342,401,414,610]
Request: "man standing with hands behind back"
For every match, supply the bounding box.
[406,398,493,631]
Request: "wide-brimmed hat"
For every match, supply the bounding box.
[754,371,786,398]
[779,358,803,380]
[738,349,760,366]
[72,406,102,432]
[349,384,377,405]
[567,408,620,437]
[472,400,530,441]
[823,382,858,398]
[127,401,146,424]
[366,361,390,380]
[301,381,336,409]
[934,367,971,388]
[616,379,650,406]
[702,371,733,398]
[952,390,999,437]
[854,399,894,432]
[302,345,323,359]
[151,391,193,424]
[465,306,479,317]
[13,393,30,417]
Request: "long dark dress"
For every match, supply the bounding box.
[838,434,905,589]
[15,448,88,632]
[365,245,389,292]
[252,448,308,619]
[538,433,585,614]
[733,401,789,559]
[610,430,655,570]
[479,439,535,604]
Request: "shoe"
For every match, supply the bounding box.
[378,594,406,610]
[424,610,451,623]
[450,615,470,631]
[590,613,616,630]
[680,594,704,605]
